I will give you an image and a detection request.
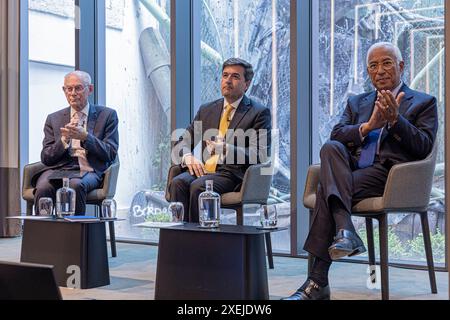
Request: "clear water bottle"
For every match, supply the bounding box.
[198,180,220,228]
[56,178,76,217]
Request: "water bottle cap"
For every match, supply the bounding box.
[205,180,214,189]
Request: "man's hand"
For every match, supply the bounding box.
[360,100,386,137]
[206,139,226,157]
[60,127,71,144]
[61,123,88,141]
[378,90,404,126]
[184,154,206,178]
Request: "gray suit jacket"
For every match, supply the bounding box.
[32,104,119,186]
[175,95,272,181]
[331,84,438,168]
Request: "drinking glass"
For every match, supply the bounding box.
[258,205,278,229]
[38,197,54,216]
[101,199,117,219]
[168,202,185,223]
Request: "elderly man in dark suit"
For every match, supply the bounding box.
[33,71,119,215]
[283,42,438,300]
[169,58,272,222]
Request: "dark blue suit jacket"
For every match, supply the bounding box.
[174,95,272,181]
[331,84,438,168]
[32,104,119,186]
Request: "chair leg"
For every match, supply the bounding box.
[307,254,314,276]
[235,205,273,269]
[109,221,117,258]
[265,233,274,269]
[366,218,376,284]
[236,206,244,226]
[377,214,389,300]
[419,212,437,294]
[26,201,34,216]
[96,204,117,258]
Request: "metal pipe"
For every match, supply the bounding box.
[139,0,222,64]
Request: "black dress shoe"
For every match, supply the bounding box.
[281,279,330,300]
[328,229,366,260]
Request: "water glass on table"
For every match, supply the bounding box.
[38,197,54,217]
[101,199,117,219]
[258,205,278,229]
[168,202,185,223]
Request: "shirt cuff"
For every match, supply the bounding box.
[359,124,366,143]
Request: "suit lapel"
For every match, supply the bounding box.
[358,91,377,123]
[228,95,251,130]
[61,107,71,128]
[211,99,224,130]
[397,84,414,115]
[87,104,98,134]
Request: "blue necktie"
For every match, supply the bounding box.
[358,128,382,169]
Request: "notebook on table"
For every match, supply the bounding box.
[63,215,100,222]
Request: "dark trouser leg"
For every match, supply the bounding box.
[168,172,196,222]
[34,170,59,215]
[303,141,354,262]
[309,257,332,287]
[69,172,102,215]
[189,170,240,223]
[304,141,389,263]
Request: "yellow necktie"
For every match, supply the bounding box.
[204,105,234,173]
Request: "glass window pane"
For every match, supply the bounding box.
[28,0,75,163]
[313,0,445,265]
[200,0,291,254]
[106,0,171,241]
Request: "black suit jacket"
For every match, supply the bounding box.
[331,84,438,167]
[32,104,119,186]
[174,95,272,181]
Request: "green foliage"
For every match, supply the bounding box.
[144,212,171,223]
[151,133,171,191]
[406,228,446,262]
[357,226,445,263]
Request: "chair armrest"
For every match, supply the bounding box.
[383,157,436,211]
[303,164,320,209]
[22,162,47,198]
[240,162,273,204]
[165,165,183,202]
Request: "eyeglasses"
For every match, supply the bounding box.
[62,85,88,93]
[367,60,396,73]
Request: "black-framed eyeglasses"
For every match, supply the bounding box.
[62,85,88,93]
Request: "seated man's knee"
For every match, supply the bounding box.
[190,179,205,195]
[35,179,55,197]
[170,175,190,192]
[320,140,346,160]
[69,179,87,194]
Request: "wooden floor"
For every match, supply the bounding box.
[0,237,448,300]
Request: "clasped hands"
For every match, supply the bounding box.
[361,90,405,136]
[60,119,88,143]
